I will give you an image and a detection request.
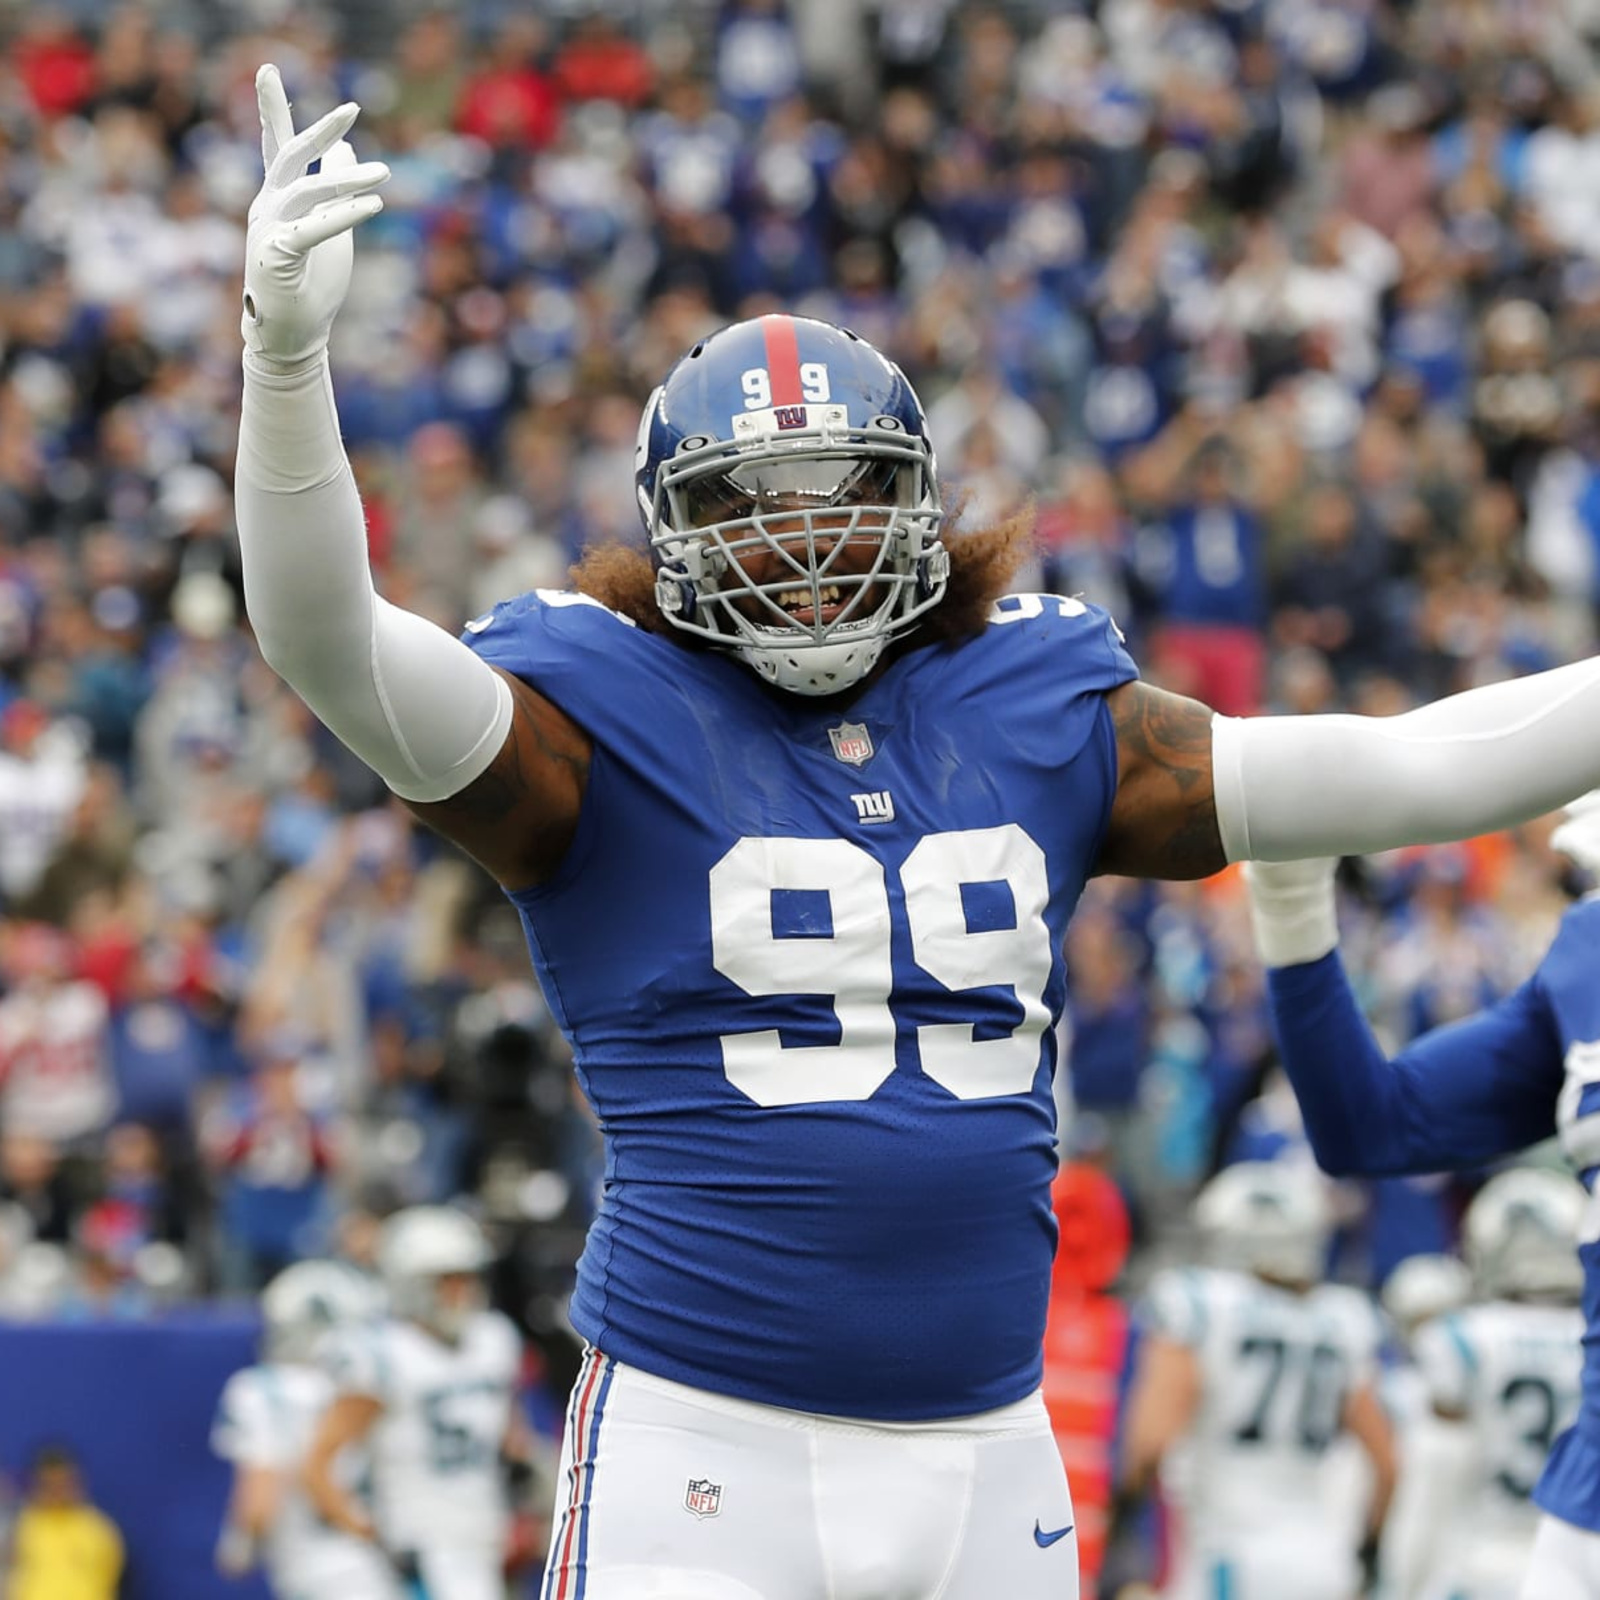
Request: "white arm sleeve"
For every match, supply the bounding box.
[235,353,512,803]
[1211,655,1600,861]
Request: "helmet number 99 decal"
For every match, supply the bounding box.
[708,826,1052,1105]
[741,364,833,410]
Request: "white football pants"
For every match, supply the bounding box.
[539,1347,1079,1600]
[1517,1514,1600,1599]
[402,1548,504,1600]
[1165,1529,1360,1600]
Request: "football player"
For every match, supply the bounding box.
[1118,1160,1395,1600]
[237,66,1600,1599]
[211,1259,393,1600]
[1407,1170,1584,1600]
[1372,1253,1474,1600]
[304,1206,530,1600]
[1243,795,1600,1598]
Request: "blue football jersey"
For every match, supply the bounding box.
[1530,897,1600,1532]
[463,588,1136,1420]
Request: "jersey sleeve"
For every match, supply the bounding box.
[986,593,1139,695]
[484,1310,524,1383]
[1331,1288,1385,1389]
[211,1370,292,1467]
[1265,953,1563,1177]
[461,589,641,687]
[1412,1313,1476,1417]
[1140,1266,1214,1348]
[321,1325,392,1403]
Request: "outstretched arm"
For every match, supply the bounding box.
[1242,859,1563,1176]
[1098,664,1600,876]
[234,66,586,889]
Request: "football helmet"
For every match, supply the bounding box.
[261,1259,380,1363]
[1380,1252,1473,1338]
[1194,1159,1331,1286]
[636,315,948,696]
[1463,1167,1585,1302]
[376,1205,492,1341]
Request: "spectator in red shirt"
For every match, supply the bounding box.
[12,12,97,120]
[456,17,561,153]
[552,15,655,110]
[203,1032,335,1292]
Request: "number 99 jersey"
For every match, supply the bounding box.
[462,588,1138,1421]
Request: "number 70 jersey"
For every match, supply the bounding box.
[462,588,1139,1421]
[1141,1265,1383,1533]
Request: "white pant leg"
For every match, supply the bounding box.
[919,1411,1078,1600]
[538,1349,1076,1600]
[1167,1528,1356,1600]
[284,1543,406,1600]
[411,1547,505,1600]
[1518,1515,1600,1600]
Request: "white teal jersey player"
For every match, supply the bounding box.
[1410,1300,1583,1598]
[463,586,1136,1421]
[1260,893,1600,1545]
[212,1363,398,1600]
[1142,1264,1384,1600]
[325,1310,520,1560]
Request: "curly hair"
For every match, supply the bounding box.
[568,504,1037,652]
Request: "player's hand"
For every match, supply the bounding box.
[214,1524,257,1577]
[1551,787,1600,878]
[242,63,389,370]
[1241,856,1339,969]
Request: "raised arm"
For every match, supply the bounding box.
[1098,657,1600,877]
[1242,858,1563,1176]
[234,66,586,890]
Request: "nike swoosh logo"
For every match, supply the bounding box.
[1034,1520,1074,1548]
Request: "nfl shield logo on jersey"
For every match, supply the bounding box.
[684,1478,722,1518]
[828,722,874,766]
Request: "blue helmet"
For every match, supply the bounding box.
[635,315,948,695]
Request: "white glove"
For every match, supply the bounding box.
[1551,788,1600,877]
[241,63,389,370]
[1241,856,1340,969]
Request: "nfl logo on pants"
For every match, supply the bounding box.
[684,1478,722,1518]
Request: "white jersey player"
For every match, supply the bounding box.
[306,1206,531,1600]
[1372,1253,1475,1600]
[212,1259,397,1600]
[1407,1170,1585,1600]
[1121,1160,1397,1600]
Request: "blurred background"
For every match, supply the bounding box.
[0,0,1598,1594]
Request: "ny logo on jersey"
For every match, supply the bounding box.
[851,791,895,825]
[684,1478,722,1518]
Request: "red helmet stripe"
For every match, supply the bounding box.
[760,314,804,406]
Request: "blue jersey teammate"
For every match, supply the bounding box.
[1243,812,1600,1600]
[237,68,1600,1600]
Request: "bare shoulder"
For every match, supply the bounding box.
[1095,679,1226,881]
[403,668,591,892]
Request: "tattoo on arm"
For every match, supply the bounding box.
[1097,681,1226,880]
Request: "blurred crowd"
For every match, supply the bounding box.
[1,0,1600,1338]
